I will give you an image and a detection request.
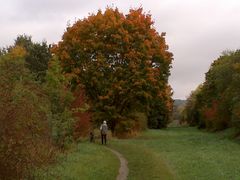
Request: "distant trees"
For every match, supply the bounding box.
[172,99,186,122]
[181,85,203,127]
[182,50,240,132]
[53,8,173,135]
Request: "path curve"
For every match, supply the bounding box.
[106,147,129,180]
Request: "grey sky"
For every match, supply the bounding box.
[1,0,240,99]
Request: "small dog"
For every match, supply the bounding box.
[89,131,95,142]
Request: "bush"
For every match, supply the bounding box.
[114,112,147,138]
[0,49,54,179]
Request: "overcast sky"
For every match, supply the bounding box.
[1,0,240,99]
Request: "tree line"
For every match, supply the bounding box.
[0,7,173,178]
[182,50,240,133]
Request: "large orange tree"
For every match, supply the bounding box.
[53,8,173,135]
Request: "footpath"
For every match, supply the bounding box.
[106,147,129,180]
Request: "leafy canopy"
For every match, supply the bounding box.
[53,7,173,134]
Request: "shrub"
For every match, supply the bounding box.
[0,49,54,179]
[114,112,147,138]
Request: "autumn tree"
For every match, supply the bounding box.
[183,50,240,132]
[0,36,78,178]
[53,8,173,135]
[0,46,54,179]
[203,50,240,130]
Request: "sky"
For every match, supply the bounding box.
[1,0,240,99]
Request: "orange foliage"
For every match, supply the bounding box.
[203,101,218,129]
[53,7,173,132]
[204,103,217,120]
[72,86,92,138]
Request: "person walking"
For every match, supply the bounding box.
[100,121,108,145]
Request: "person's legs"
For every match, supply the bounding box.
[104,134,107,144]
[101,134,104,144]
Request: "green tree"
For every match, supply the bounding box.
[44,57,75,147]
[181,85,204,127]
[13,35,52,82]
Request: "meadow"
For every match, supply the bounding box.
[37,127,240,180]
[111,127,240,180]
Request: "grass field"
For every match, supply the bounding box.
[37,127,240,180]
[111,127,240,180]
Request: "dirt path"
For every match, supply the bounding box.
[106,147,129,180]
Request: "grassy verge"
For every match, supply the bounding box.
[35,142,119,180]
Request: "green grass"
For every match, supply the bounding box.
[36,142,119,180]
[111,127,240,180]
[36,127,240,180]
[109,141,175,180]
